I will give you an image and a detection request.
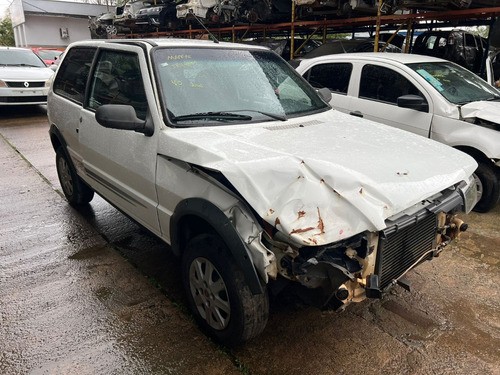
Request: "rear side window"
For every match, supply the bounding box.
[304,63,352,94]
[53,47,96,105]
[87,50,148,120]
[465,34,477,47]
[359,64,425,106]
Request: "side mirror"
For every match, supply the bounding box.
[317,87,332,103]
[95,104,153,136]
[397,95,429,112]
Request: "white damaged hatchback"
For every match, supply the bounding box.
[48,39,477,346]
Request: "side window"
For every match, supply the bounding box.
[87,50,148,120]
[425,35,438,50]
[305,63,352,94]
[359,65,425,106]
[53,47,96,104]
[465,34,477,48]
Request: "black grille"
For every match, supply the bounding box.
[6,81,45,88]
[0,96,47,103]
[376,213,437,289]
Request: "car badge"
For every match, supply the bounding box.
[24,81,30,88]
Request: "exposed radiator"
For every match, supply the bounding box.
[376,213,437,290]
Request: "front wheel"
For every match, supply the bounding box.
[473,162,499,213]
[182,234,269,346]
[56,147,94,206]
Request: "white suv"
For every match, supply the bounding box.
[48,39,477,346]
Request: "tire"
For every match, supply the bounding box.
[472,162,499,213]
[182,234,269,347]
[56,147,94,206]
[106,24,117,36]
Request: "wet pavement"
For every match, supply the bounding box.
[0,105,499,374]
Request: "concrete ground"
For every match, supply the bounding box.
[0,105,499,375]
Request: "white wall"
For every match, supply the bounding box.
[18,15,92,47]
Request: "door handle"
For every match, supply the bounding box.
[350,111,363,118]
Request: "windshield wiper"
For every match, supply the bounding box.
[227,109,287,121]
[7,63,42,67]
[486,95,500,102]
[172,112,253,122]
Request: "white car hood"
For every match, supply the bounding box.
[461,101,500,124]
[1,66,54,80]
[162,110,476,246]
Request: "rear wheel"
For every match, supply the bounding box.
[56,147,94,206]
[182,234,269,347]
[473,162,499,213]
[106,24,117,36]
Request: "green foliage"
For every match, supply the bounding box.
[0,17,15,46]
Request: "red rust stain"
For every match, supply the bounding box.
[339,229,344,236]
[309,238,318,245]
[290,226,315,235]
[316,207,325,234]
[297,210,306,219]
[269,208,275,215]
[275,217,281,227]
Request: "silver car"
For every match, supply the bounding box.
[0,47,54,106]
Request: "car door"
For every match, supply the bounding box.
[50,46,97,165]
[78,44,161,234]
[347,63,433,138]
[301,61,353,113]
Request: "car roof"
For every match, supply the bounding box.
[0,46,35,52]
[303,52,448,65]
[67,38,271,52]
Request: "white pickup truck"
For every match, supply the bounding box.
[48,39,477,346]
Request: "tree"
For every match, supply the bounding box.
[0,17,15,46]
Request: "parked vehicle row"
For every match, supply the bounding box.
[88,0,500,36]
[48,38,478,346]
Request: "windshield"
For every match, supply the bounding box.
[0,49,46,67]
[37,49,63,60]
[153,47,329,126]
[407,61,500,104]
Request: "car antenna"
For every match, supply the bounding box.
[188,10,219,44]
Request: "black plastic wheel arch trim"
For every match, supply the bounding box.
[171,197,264,295]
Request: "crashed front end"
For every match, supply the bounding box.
[258,177,476,309]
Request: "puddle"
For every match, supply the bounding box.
[382,300,437,331]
